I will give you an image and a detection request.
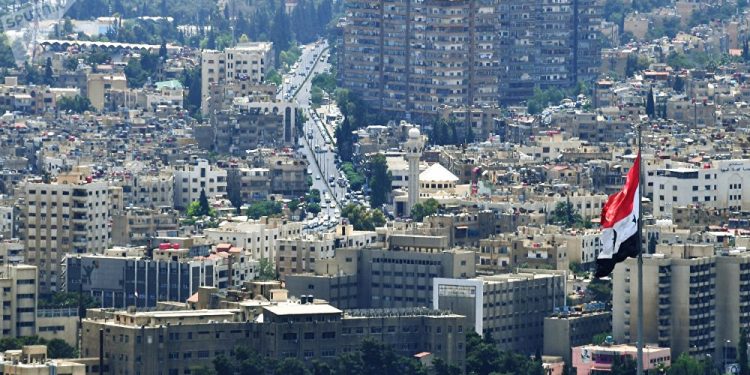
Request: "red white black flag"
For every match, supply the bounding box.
[595,154,641,278]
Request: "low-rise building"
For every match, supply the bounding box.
[543,306,611,367]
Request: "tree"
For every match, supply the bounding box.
[368,154,392,208]
[646,87,655,118]
[159,40,168,60]
[44,57,54,85]
[198,189,210,216]
[592,332,610,345]
[341,204,386,230]
[246,200,283,219]
[270,4,292,65]
[586,278,613,304]
[46,339,77,358]
[550,200,583,227]
[311,359,333,375]
[57,95,93,113]
[275,358,310,375]
[257,258,276,280]
[411,198,440,221]
[673,75,685,93]
[190,366,216,375]
[335,117,354,162]
[432,358,461,375]
[213,355,235,374]
[741,328,749,375]
[667,353,714,375]
[611,355,637,375]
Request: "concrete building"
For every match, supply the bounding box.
[63,245,259,308]
[81,302,466,375]
[497,0,602,103]
[0,239,24,265]
[201,42,274,114]
[287,247,475,309]
[571,344,671,375]
[433,271,566,354]
[276,223,377,279]
[543,307,611,366]
[207,100,299,154]
[226,167,270,205]
[86,73,127,111]
[203,218,303,263]
[110,206,179,247]
[268,154,309,197]
[652,160,750,218]
[36,308,79,346]
[117,172,174,208]
[20,170,110,292]
[0,345,86,375]
[340,0,499,120]
[172,159,227,210]
[611,245,750,360]
[0,265,37,338]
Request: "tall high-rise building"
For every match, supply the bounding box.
[613,245,750,361]
[497,0,602,104]
[340,0,499,120]
[20,170,110,293]
[340,0,601,115]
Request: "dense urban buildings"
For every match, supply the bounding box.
[339,0,602,117]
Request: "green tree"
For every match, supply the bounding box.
[667,353,712,375]
[433,358,461,375]
[741,328,749,375]
[275,358,310,375]
[43,57,54,85]
[341,204,386,230]
[744,40,750,62]
[257,258,276,280]
[592,332,610,345]
[57,95,93,113]
[587,278,613,304]
[213,355,235,374]
[611,354,637,375]
[341,162,364,191]
[307,202,321,215]
[46,339,77,358]
[311,359,333,375]
[186,201,203,218]
[411,198,440,221]
[368,154,392,208]
[159,40,168,60]
[646,87,655,118]
[190,366,216,375]
[270,4,292,65]
[550,200,583,227]
[198,189,210,216]
[267,69,283,86]
[246,200,283,219]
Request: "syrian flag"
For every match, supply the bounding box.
[595,154,641,278]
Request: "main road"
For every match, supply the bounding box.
[280,40,347,227]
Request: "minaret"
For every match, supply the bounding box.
[405,127,425,216]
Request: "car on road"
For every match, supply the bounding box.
[315,175,321,180]
[329,202,336,209]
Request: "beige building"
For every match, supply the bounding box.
[201,42,274,114]
[0,345,86,375]
[543,308,611,366]
[86,73,127,111]
[36,308,78,346]
[204,218,303,262]
[82,300,466,375]
[612,245,741,359]
[21,170,110,292]
[111,206,179,247]
[0,265,37,338]
[172,159,227,209]
[433,270,566,355]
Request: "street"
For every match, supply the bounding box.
[280,40,347,229]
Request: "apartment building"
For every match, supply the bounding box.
[209,100,298,154]
[543,307,611,366]
[21,170,110,292]
[277,223,378,279]
[340,0,499,120]
[203,218,303,262]
[268,154,309,198]
[110,206,179,247]
[201,42,274,114]
[497,0,602,104]
[433,270,566,355]
[226,167,270,205]
[172,159,227,210]
[613,245,726,359]
[476,228,569,273]
[0,239,24,265]
[81,302,466,375]
[86,73,127,111]
[0,265,37,338]
[63,246,259,308]
[117,172,174,208]
[287,247,475,309]
[652,160,750,218]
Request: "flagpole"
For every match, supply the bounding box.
[636,122,645,375]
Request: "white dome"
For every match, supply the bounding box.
[408,127,421,139]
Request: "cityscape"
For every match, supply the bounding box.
[0,0,745,374]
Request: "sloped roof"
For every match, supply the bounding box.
[419,163,459,182]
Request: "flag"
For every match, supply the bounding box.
[595,154,641,278]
